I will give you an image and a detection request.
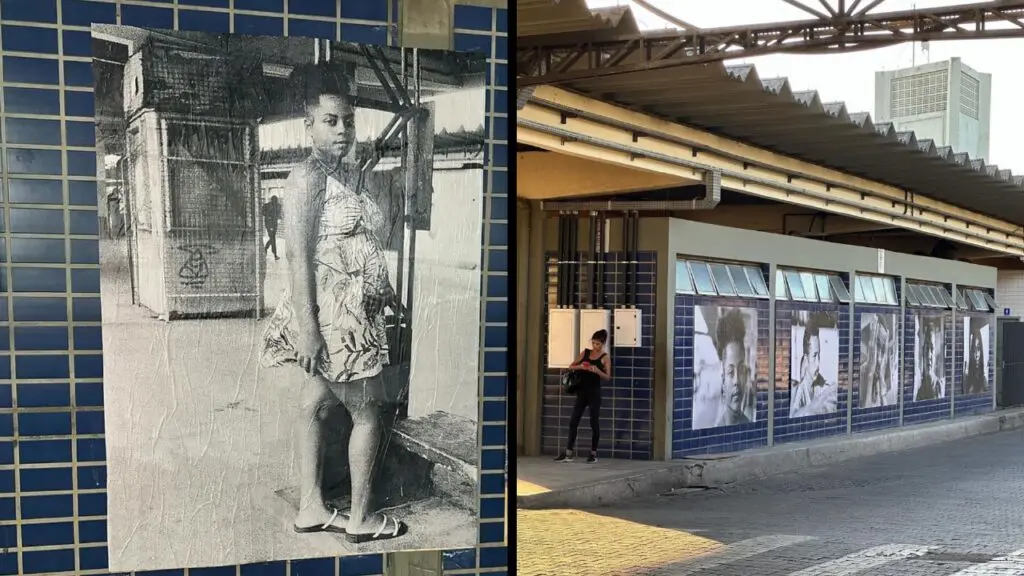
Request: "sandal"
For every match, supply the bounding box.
[294,508,349,534]
[345,514,408,543]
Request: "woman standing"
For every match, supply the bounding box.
[555,329,611,464]
[262,63,406,543]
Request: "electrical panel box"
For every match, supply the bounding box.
[579,309,611,349]
[613,308,643,348]
[547,308,580,368]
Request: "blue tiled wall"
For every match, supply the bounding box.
[850,306,902,432]
[0,1,508,575]
[772,302,850,445]
[902,309,953,425]
[955,313,996,417]
[541,251,656,460]
[672,295,770,458]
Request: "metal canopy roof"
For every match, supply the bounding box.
[554,59,1024,226]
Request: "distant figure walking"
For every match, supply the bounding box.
[264,195,282,260]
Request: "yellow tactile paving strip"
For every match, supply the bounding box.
[517,509,723,576]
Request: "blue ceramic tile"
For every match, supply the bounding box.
[8,179,62,205]
[18,383,70,408]
[22,548,74,574]
[1,25,58,54]
[69,181,97,206]
[20,494,73,520]
[455,33,490,54]
[71,269,101,294]
[179,9,231,32]
[341,23,386,45]
[76,411,104,435]
[10,208,65,234]
[14,297,67,321]
[78,492,106,517]
[4,87,60,115]
[21,467,73,492]
[61,30,93,57]
[480,547,507,568]
[455,5,492,30]
[11,238,65,264]
[77,438,105,462]
[15,326,69,350]
[7,149,62,176]
[180,0,230,7]
[290,17,336,40]
[77,465,106,489]
[63,61,93,87]
[76,382,104,406]
[1,0,58,23]
[64,91,95,117]
[5,118,61,146]
[20,440,73,464]
[291,0,336,17]
[78,519,106,543]
[235,0,284,11]
[289,558,335,576]
[121,4,174,28]
[78,546,108,571]
[71,297,100,321]
[69,209,100,235]
[61,0,117,26]
[235,15,284,36]
[341,0,387,21]
[3,56,59,85]
[12,268,65,292]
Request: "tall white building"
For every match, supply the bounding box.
[874,57,992,161]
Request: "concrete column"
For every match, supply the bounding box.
[655,222,674,461]
[521,201,546,456]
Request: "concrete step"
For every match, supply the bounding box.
[393,411,478,513]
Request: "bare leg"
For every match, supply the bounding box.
[346,401,384,532]
[293,374,348,530]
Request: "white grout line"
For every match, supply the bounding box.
[786,544,934,576]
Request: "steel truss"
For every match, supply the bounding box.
[518,1,1024,87]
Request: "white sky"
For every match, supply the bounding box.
[585,0,1024,171]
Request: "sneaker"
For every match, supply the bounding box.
[586,453,598,464]
[554,450,574,463]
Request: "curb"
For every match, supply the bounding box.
[517,407,1024,510]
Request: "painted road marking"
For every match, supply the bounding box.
[948,549,1024,575]
[786,544,934,576]
[653,534,816,575]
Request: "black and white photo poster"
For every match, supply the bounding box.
[858,313,899,408]
[789,311,840,418]
[963,317,991,395]
[92,27,485,571]
[913,314,947,401]
[692,305,758,429]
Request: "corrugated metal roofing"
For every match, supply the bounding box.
[517,0,640,37]
[554,59,1024,225]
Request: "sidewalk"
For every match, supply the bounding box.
[517,407,1024,510]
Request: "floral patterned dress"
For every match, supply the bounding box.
[262,159,392,383]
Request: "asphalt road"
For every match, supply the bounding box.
[518,428,1024,576]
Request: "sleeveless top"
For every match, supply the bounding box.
[578,349,607,389]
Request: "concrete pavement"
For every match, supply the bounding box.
[518,425,1024,575]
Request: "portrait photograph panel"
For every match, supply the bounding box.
[913,314,947,401]
[692,305,759,430]
[789,311,840,418]
[93,26,486,571]
[858,312,899,409]
[963,317,992,395]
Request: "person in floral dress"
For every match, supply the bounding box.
[262,63,406,543]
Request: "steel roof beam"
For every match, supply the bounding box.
[518,1,1024,86]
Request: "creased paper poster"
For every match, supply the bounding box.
[92,25,485,571]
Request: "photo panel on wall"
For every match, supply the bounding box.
[92,26,486,571]
[858,312,900,409]
[693,305,758,430]
[963,316,992,395]
[913,313,947,401]
[789,311,840,418]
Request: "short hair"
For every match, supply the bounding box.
[292,63,353,115]
[802,320,820,351]
[715,308,747,360]
[591,329,608,344]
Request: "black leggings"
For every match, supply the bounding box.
[566,384,602,453]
